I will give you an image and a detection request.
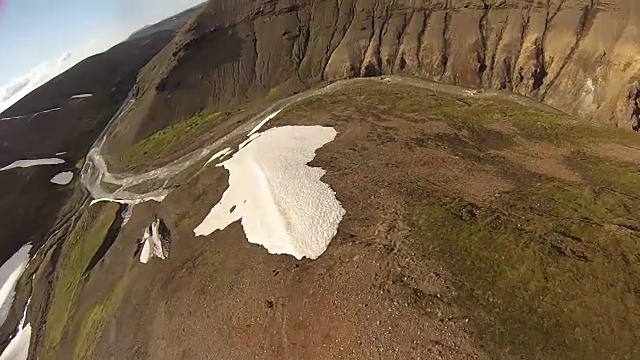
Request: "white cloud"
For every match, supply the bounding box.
[57,52,71,65]
[0,54,75,113]
[0,39,115,113]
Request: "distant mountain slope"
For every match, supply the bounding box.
[0,30,175,267]
[126,3,207,41]
[106,0,640,157]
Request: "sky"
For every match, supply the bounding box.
[0,0,205,112]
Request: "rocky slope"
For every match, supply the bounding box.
[106,0,640,155]
[48,78,640,360]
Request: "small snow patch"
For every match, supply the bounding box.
[0,158,65,172]
[121,205,133,227]
[139,219,169,264]
[194,125,345,260]
[50,171,74,185]
[204,147,232,167]
[247,109,282,137]
[70,93,93,99]
[34,107,60,116]
[239,132,260,150]
[90,193,167,206]
[0,115,25,122]
[0,323,31,360]
[0,244,31,327]
[18,297,30,331]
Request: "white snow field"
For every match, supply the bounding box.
[0,323,31,360]
[194,125,345,260]
[140,219,167,264]
[0,244,31,327]
[70,93,93,99]
[0,158,65,172]
[50,171,74,185]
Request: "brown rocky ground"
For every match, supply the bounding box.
[37,79,640,359]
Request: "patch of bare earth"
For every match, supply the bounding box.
[422,120,456,135]
[496,140,582,183]
[588,143,640,164]
[421,149,513,203]
[486,121,518,135]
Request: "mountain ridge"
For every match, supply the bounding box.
[107,0,640,156]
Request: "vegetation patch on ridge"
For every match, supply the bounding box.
[42,203,118,358]
[120,111,222,166]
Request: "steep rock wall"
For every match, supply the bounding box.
[115,0,640,150]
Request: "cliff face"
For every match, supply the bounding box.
[116,0,640,148]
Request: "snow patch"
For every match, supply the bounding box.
[0,107,61,121]
[579,78,597,115]
[246,109,282,137]
[139,219,167,264]
[70,93,93,99]
[0,115,25,122]
[90,193,166,206]
[0,158,65,172]
[0,323,31,360]
[194,126,345,260]
[0,244,31,327]
[239,132,260,150]
[121,205,133,227]
[204,147,232,167]
[50,171,74,185]
[18,297,30,331]
[37,107,60,114]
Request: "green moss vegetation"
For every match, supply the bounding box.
[43,203,118,358]
[413,150,640,358]
[288,80,637,150]
[120,111,222,165]
[394,97,423,113]
[73,278,129,359]
[267,87,279,100]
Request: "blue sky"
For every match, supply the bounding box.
[0,0,204,112]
